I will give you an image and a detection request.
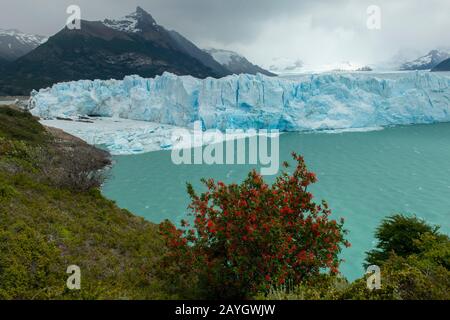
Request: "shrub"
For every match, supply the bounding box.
[365,214,443,267]
[47,148,109,192]
[255,275,349,300]
[341,254,450,300]
[343,215,450,300]
[0,182,18,200]
[160,153,350,299]
[0,221,64,299]
[0,137,31,159]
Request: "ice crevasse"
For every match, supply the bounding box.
[29,71,450,132]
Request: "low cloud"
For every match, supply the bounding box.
[0,0,449,67]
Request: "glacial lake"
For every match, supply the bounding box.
[102,122,450,280]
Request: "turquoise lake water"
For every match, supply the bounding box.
[102,123,450,280]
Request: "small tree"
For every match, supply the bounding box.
[365,214,442,267]
[342,215,450,300]
[160,153,350,299]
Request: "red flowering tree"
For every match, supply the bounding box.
[159,153,350,299]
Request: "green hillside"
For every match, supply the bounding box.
[0,106,169,299]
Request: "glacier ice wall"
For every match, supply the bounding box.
[29,72,450,131]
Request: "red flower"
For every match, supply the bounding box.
[297,250,307,261]
[239,199,248,207]
[281,206,294,215]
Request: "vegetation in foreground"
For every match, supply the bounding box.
[160,153,350,299]
[260,214,449,300]
[0,106,170,299]
[160,152,450,300]
[0,105,448,299]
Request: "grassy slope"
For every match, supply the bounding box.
[0,106,169,299]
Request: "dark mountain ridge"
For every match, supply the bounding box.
[0,7,230,95]
[432,57,450,71]
[0,7,276,96]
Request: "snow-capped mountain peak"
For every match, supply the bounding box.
[0,28,48,61]
[103,6,158,33]
[204,48,241,65]
[204,48,275,76]
[0,28,48,46]
[400,49,450,70]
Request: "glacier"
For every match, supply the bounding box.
[28,71,450,154]
[39,117,184,155]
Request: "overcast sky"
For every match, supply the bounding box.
[0,0,449,67]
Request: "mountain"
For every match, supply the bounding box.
[432,57,450,71]
[204,48,275,76]
[400,49,450,70]
[0,56,8,67]
[168,32,230,76]
[0,29,47,61]
[0,7,231,96]
[373,48,424,71]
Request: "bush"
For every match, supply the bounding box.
[0,137,32,160]
[160,153,350,299]
[365,214,443,267]
[343,215,450,300]
[255,275,349,300]
[41,147,109,192]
